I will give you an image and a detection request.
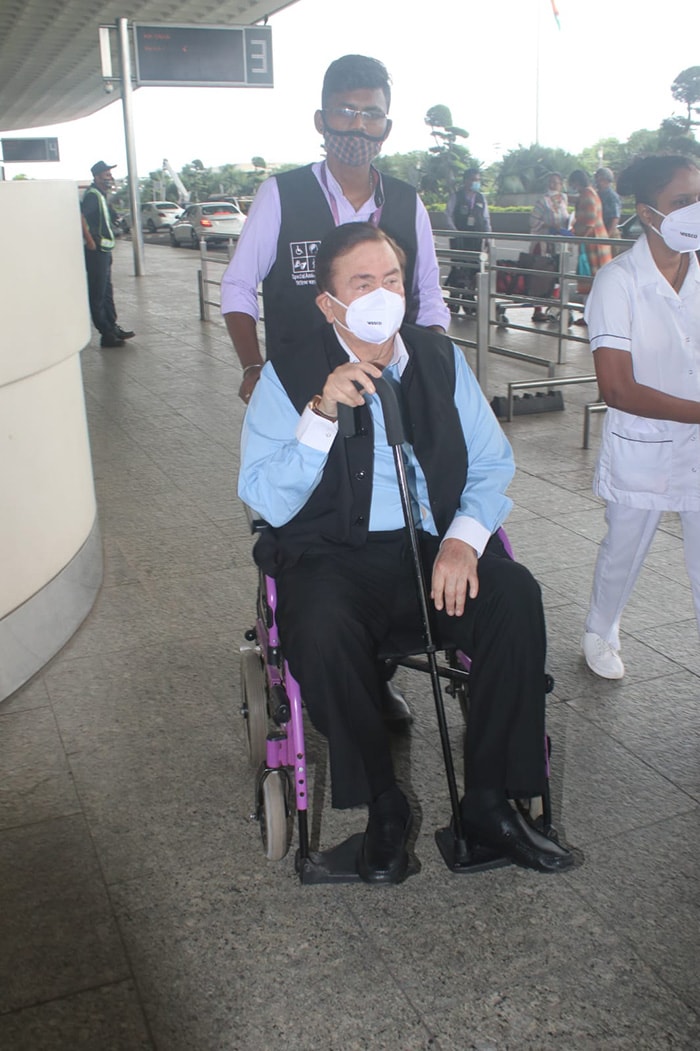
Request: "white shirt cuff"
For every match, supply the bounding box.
[295,404,338,451]
[442,515,492,558]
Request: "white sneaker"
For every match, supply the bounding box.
[581,632,625,680]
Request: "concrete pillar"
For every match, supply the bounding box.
[0,180,102,699]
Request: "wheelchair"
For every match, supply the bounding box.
[240,378,557,884]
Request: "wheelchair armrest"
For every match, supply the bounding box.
[243,504,270,534]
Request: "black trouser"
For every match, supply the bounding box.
[276,533,547,810]
[84,248,117,336]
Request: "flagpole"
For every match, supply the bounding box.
[535,0,541,144]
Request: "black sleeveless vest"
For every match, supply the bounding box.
[262,165,419,363]
[453,188,489,233]
[254,324,468,575]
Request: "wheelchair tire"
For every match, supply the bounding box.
[240,647,268,767]
[259,770,292,861]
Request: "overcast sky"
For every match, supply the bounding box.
[4,0,699,182]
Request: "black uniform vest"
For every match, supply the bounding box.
[262,165,419,363]
[254,324,468,575]
[453,188,489,233]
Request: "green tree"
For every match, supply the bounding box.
[658,116,700,157]
[671,66,700,131]
[654,68,700,158]
[421,104,476,206]
[375,150,426,187]
[180,159,212,202]
[494,144,578,195]
[624,128,662,158]
[577,138,630,176]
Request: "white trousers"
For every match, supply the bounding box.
[585,503,700,650]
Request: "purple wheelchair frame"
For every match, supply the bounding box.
[247,527,553,885]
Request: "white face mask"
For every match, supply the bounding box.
[328,286,405,345]
[647,201,700,253]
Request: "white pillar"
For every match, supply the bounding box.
[0,180,102,699]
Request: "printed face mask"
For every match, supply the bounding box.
[328,286,405,344]
[323,129,386,167]
[647,201,700,253]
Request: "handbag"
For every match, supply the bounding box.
[519,251,557,298]
[577,244,592,278]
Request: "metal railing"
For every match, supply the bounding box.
[198,237,239,321]
[197,227,623,442]
[434,229,628,438]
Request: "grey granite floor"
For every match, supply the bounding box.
[1,241,698,1050]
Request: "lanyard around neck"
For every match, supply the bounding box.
[319,163,383,227]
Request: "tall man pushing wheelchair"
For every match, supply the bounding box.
[238,222,574,885]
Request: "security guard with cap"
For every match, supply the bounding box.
[81,160,135,348]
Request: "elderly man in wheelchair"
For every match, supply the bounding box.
[238,222,574,885]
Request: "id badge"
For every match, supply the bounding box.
[467,216,476,227]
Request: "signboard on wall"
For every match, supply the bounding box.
[134,24,273,87]
[1,138,60,163]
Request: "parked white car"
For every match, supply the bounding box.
[169,201,246,247]
[122,201,183,233]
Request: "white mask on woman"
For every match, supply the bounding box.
[327,287,405,344]
[647,201,700,253]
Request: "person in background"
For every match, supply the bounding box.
[529,171,570,322]
[444,168,491,315]
[581,154,700,679]
[595,167,622,239]
[221,54,449,403]
[81,161,134,348]
[568,169,613,325]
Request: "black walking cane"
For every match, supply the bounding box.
[339,377,510,872]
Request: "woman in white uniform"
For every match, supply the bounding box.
[582,154,700,679]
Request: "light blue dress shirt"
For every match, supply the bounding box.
[238,333,514,557]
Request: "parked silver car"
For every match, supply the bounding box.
[169,202,246,247]
[122,201,183,233]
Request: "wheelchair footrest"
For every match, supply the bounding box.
[295,833,420,885]
[435,826,513,874]
[296,833,365,884]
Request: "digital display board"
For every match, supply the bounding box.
[134,24,273,87]
[1,138,60,163]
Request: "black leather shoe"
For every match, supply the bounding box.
[461,797,574,874]
[357,790,413,885]
[114,326,135,339]
[100,332,125,347]
[381,680,413,727]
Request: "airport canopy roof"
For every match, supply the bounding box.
[0,0,298,132]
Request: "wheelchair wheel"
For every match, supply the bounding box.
[259,770,292,861]
[240,647,268,767]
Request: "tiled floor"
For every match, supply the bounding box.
[1,240,698,1050]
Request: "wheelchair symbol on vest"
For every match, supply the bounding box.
[289,241,321,285]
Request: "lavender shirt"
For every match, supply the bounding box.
[220,161,450,330]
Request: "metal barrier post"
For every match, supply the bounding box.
[475,267,489,389]
[199,240,210,321]
[556,245,576,364]
[583,401,607,449]
[198,270,205,321]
